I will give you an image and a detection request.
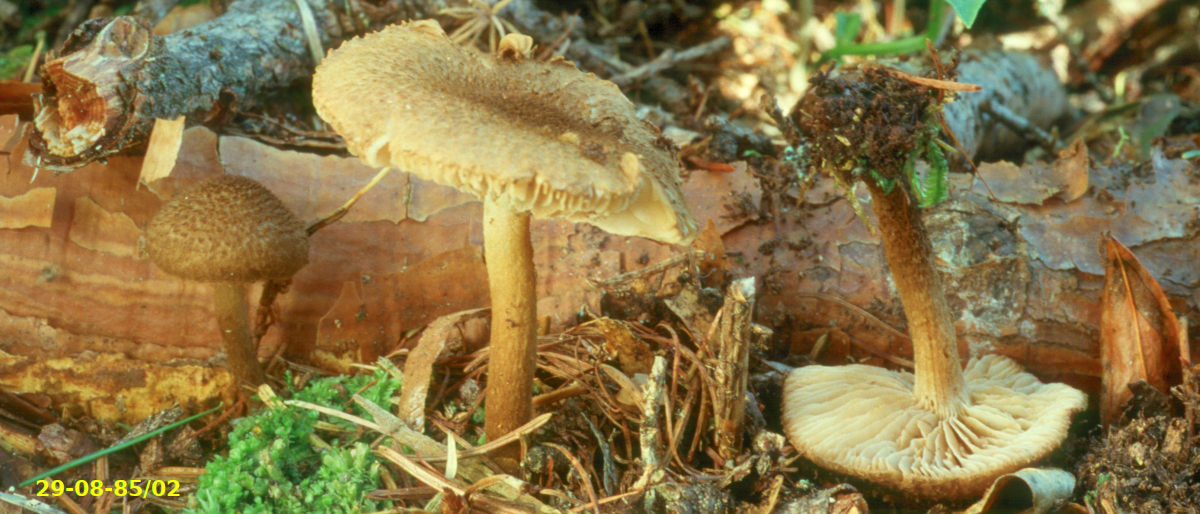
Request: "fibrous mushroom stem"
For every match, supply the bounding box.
[482,198,538,471]
[213,282,267,388]
[867,182,966,417]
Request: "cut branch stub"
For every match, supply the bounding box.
[30,17,156,170]
[27,0,428,172]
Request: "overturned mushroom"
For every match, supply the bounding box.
[312,20,697,468]
[145,175,309,389]
[782,65,1086,499]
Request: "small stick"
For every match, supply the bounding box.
[306,167,393,236]
[580,415,618,496]
[979,100,1062,153]
[298,396,553,463]
[532,383,587,407]
[22,32,45,84]
[543,442,601,514]
[535,15,578,61]
[632,356,669,490]
[879,66,982,92]
[568,489,645,512]
[609,37,732,87]
[590,250,705,288]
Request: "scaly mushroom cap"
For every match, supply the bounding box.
[146,175,309,283]
[312,20,697,245]
[781,354,1087,499]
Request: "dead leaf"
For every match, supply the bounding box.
[139,116,186,184]
[399,308,489,429]
[593,318,653,375]
[599,363,644,408]
[679,162,762,235]
[693,218,729,289]
[960,468,1076,514]
[663,281,715,341]
[1054,138,1090,202]
[37,423,94,464]
[974,138,1089,205]
[1099,235,1183,425]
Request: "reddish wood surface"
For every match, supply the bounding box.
[6,115,1199,421]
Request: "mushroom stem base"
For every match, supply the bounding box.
[482,200,537,472]
[213,282,267,389]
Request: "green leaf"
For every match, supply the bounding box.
[867,169,896,194]
[834,12,862,47]
[945,0,987,29]
[910,140,950,207]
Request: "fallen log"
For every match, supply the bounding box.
[25,0,459,172]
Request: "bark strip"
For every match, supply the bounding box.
[712,276,755,461]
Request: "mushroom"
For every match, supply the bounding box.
[782,66,1087,498]
[145,174,309,389]
[312,21,696,468]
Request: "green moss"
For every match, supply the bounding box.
[0,45,33,81]
[187,369,401,514]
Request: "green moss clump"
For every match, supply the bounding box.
[187,369,402,514]
[0,45,33,81]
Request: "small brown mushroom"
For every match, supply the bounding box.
[312,20,696,469]
[145,174,309,389]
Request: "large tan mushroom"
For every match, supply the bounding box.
[146,175,309,389]
[783,355,1086,498]
[312,20,697,468]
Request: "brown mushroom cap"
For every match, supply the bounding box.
[782,354,1087,499]
[312,20,696,245]
[145,175,309,283]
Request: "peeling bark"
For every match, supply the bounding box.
[712,277,755,461]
